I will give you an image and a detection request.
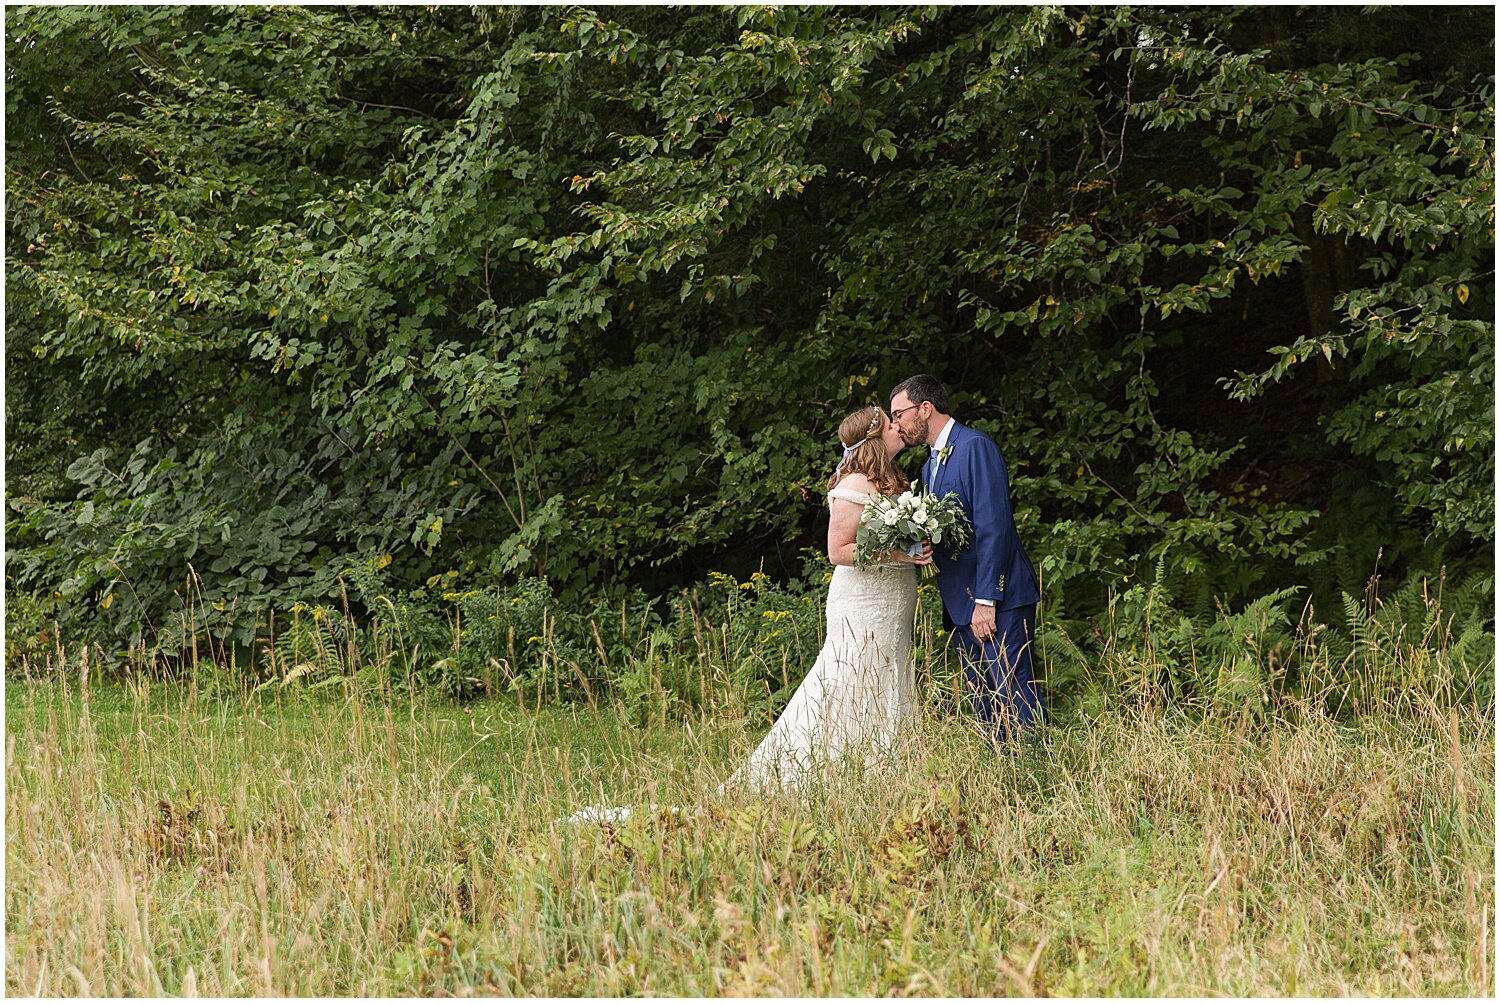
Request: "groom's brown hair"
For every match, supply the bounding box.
[891,374,950,414]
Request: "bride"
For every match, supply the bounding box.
[725,404,929,789]
[564,405,928,822]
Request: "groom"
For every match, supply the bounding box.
[890,375,1044,742]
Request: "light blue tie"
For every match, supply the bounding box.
[926,448,940,488]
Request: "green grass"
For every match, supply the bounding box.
[6,664,1493,997]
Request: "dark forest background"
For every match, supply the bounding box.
[6,6,1493,690]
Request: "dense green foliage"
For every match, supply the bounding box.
[6,6,1493,669]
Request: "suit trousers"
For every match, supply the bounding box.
[948,603,1044,742]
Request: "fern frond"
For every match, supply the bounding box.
[1341,591,1369,648]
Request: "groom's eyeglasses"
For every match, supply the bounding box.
[889,403,924,422]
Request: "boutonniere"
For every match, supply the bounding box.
[936,445,953,464]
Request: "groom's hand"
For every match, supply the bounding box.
[969,602,997,642]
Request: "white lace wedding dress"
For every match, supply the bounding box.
[725,487,918,789]
[563,487,917,822]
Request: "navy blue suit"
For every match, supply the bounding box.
[923,421,1044,741]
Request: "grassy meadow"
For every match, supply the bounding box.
[5,645,1493,997]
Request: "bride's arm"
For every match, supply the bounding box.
[825,473,868,566]
[826,495,863,566]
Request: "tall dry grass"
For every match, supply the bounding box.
[5,637,1493,996]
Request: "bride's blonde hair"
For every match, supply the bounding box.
[826,405,907,498]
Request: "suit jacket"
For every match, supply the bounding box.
[922,421,1040,625]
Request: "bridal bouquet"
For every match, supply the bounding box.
[853,483,971,567]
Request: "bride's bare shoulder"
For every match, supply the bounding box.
[830,472,872,494]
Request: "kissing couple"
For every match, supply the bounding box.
[564,375,1042,821]
[727,374,1044,789]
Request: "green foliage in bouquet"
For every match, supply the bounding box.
[853,487,971,567]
